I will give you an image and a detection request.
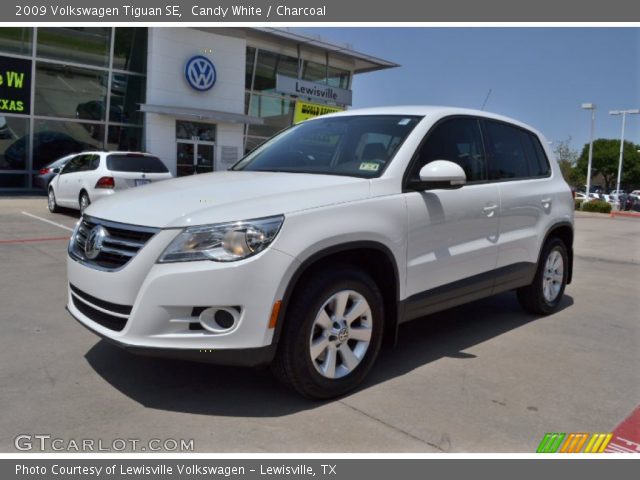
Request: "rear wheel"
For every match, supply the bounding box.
[272,266,384,399]
[47,188,59,213]
[79,191,91,213]
[517,238,568,315]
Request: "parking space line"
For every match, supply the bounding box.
[21,211,74,232]
[0,236,70,245]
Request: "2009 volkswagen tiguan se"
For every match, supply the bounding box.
[66,106,573,398]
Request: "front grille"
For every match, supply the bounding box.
[69,215,159,271]
[72,295,128,332]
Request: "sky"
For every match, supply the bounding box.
[296,27,640,155]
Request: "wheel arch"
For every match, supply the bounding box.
[273,241,402,349]
[540,221,574,284]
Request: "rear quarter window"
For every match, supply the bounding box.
[106,155,169,173]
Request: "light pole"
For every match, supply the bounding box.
[609,109,640,206]
[581,103,596,205]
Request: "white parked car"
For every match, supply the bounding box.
[66,107,574,398]
[48,151,172,213]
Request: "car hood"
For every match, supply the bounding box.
[84,171,371,228]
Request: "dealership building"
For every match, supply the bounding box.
[0,27,397,189]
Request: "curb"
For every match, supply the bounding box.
[610,211,640,219]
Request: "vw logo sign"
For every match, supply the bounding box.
[84,226,108,260]
[185,55,216,92]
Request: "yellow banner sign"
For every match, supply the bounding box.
[293,101,344,124]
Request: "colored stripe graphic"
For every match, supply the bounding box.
[560,433,589,453]
[537,433,566,453]
[584,433,612,453]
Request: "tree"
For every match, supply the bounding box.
[553,137,581,188]
[576,139,640,192]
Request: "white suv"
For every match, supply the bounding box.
[66,107,574,398]
[48,151,172,213]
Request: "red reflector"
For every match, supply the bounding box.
[95,176,115,189]
[39,168,50,174]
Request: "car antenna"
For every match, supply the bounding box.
[480,88,492,111]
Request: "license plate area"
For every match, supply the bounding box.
[135,179,151,187]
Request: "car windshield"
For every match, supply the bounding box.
[233,115,423,178]
[106,154,168,173]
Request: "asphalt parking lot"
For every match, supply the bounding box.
[1,197,638,453]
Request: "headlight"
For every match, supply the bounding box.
[158,215,284,263]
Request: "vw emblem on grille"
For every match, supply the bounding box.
[84,226,107,260]
[185,55,216,92]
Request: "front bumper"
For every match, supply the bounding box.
[67,305,277,366]
[66,227,298,366]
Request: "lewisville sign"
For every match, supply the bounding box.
[0,55,31,115]
[276,74,352,106]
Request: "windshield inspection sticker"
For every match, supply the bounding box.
[359,162,380,171]
[398,118,412,125]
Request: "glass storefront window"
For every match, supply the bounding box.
[33,119,102,170]
[37,27,111,68]
[248,94,294,138]
[302,60,326,83]
[109,73,145,125]
[113,28,147,73]
[327,66,350,89]
[0,28,32,56]
[0,174,28,188]
[35,62,107,120]
[245,47,256,89]
[244,136,268,155]
[0,116,29,170]
[253,50,298,92]
[107,125,143,151]
[176,121,216,142]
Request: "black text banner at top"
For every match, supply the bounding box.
[4,0,640,22]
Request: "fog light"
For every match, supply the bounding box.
[198,307,239,333]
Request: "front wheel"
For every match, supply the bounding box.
[79,191,91,213]
[517,238,569,315]
[272,266,384,399]
[48,188,59,213]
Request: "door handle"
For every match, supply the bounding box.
[541,197,553,208]
[482,204,498,217]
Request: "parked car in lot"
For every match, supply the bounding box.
[4,131,93,170]
[65,106,574,399]
[48,151,172,213]
[33,154,74,189]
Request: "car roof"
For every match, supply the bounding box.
[320,105,544,136]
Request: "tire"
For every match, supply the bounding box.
[48,188,59,213]
[79,191,91,213]
[271,266,384,399]
[517,237,569,315]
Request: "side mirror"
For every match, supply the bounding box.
[53,168,60,174]
[414,160,466,189]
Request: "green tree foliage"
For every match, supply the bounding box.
[576,139,640,192]
[553,137,581,188]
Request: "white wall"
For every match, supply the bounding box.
[144,28,246,175]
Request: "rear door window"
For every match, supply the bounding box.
[106,155,168,173]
